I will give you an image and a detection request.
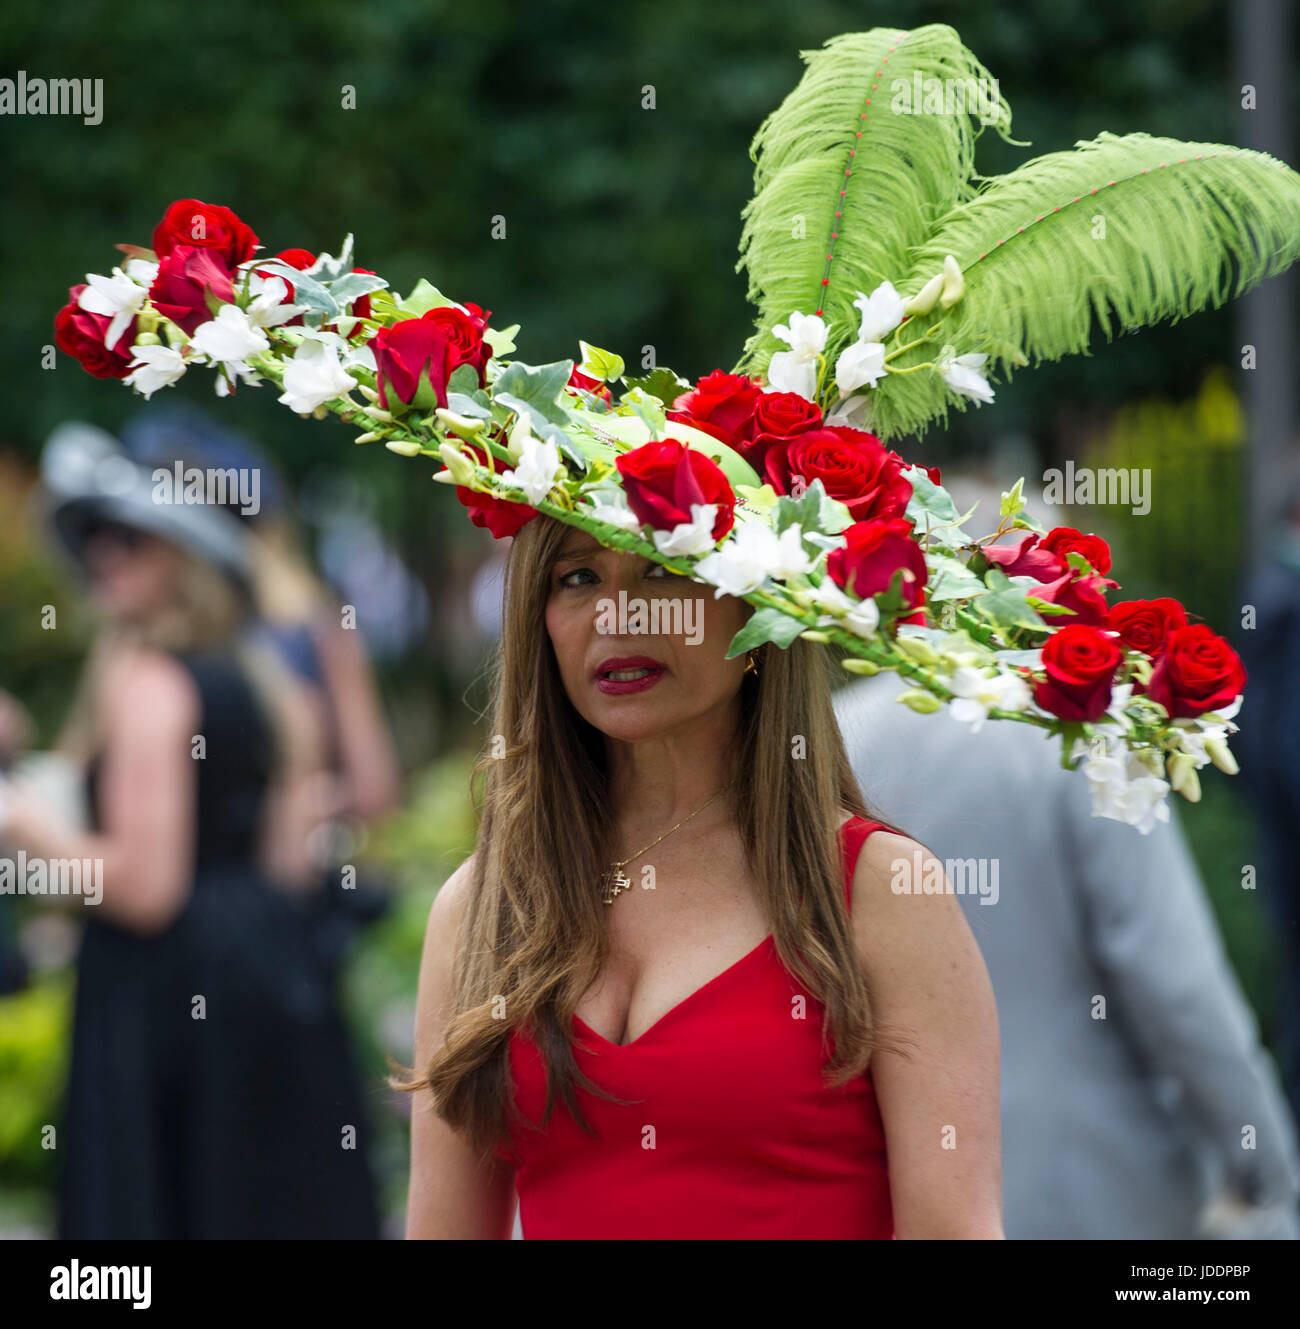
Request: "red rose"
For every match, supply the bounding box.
[1108,598,1188,656]
[1041,527,1113,576]
[1138,624,1247,719]
[615,438,735,541]
[54,285,136,379]
[372,303,491,412]
[148,244,236,335]
[765,426,912,523]
[568,366,613,403]
[827,517,928,609]
[1032,624,1124,722]
[1027,568,1119,628]
[667,370,762,446]
[455,442,539,539]
[742,391,824,469]
[152,198,259,265]
[983,531,1068,582]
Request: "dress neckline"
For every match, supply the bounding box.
[570,814,874,1051]
[571,934,774,1050]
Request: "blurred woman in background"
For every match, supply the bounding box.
[0,422,381,1238]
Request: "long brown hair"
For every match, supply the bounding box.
[394,514,914,1163]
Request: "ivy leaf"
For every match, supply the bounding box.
[623,366,692,405]
[446,389,493,420]
[578,340,626,382]
[1000,478,1026,521]
[329,270,388,305]
[973,578,1051,632]
[485,323,519,358]
[493,360,575,429]
[302,235,356,283]
[254,261,340,318]
[396,278,457,318]
[725,607,809,657]
[447,364,482,396]
[620,390,667,437]
[925,554,988,602]
[774,478,854,536]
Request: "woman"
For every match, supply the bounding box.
[401,513,1004,1239]
[0,423,381,1238]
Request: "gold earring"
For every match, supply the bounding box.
[744,649,760,676]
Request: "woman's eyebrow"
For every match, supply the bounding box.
[555,538,604,561]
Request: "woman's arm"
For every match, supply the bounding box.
[407,857,518,1239]
[851,830,1005,1239]
[2,649,199,936]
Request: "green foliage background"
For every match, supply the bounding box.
[0,0,1295,1232]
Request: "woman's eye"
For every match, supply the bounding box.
[557,567,597,589]
[646,562,677,580]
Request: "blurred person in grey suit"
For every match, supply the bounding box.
[834,465,1300,1239]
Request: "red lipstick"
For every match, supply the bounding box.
[594,655,667,695]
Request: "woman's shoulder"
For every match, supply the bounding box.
[837,810,935,911]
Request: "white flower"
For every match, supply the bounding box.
[1169,694,1243,769]
[244,272,307,329]
[123,257,159,286]
[834,340,888,393]
[500,435,564,505]
[588,499,642,532]
[652,504,719,557]
[806,578,881,639]
[78,268,148,348]
[767,311,828,401]
[125,344,186,399]
[947,665,1032,734]
[191,304,270,366]
[694,521,812,597]
[853,281,906,343]
[1070,732,1171,835]
[936,346,994,404]
[276,337,356,414]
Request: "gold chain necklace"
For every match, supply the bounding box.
[600,783,733,905]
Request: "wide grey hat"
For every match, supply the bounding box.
[40,421,253,594]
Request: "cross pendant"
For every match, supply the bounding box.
[602,867,632,904]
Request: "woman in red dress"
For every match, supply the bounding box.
[400,514,1003,1239]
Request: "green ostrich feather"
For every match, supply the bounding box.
[862,131,1300,441]
[731,24,1024,384]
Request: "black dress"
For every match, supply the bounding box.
[56,649,382,1238]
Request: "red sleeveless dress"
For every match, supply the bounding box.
[495,816,894,1239]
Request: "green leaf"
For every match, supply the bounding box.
[624,367,692,405]
[1000,478,1026,520]
[725,607,809,657]
[484,323,519,358]
[578,340,626,382]
[303,235,356,282]
[974,580,1052,632]
[396,278,457,318]
[445,389,493,420]
[925,553,988,602]
[774,477,853,535]
[329,270,388,305]
[493,360,575,429]
[447,364,482,396]
[255,260,340,318]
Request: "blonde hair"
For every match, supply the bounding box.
[393,514,913,1162]
[59,539,296,778]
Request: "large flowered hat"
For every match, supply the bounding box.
[53,24,1300,831]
